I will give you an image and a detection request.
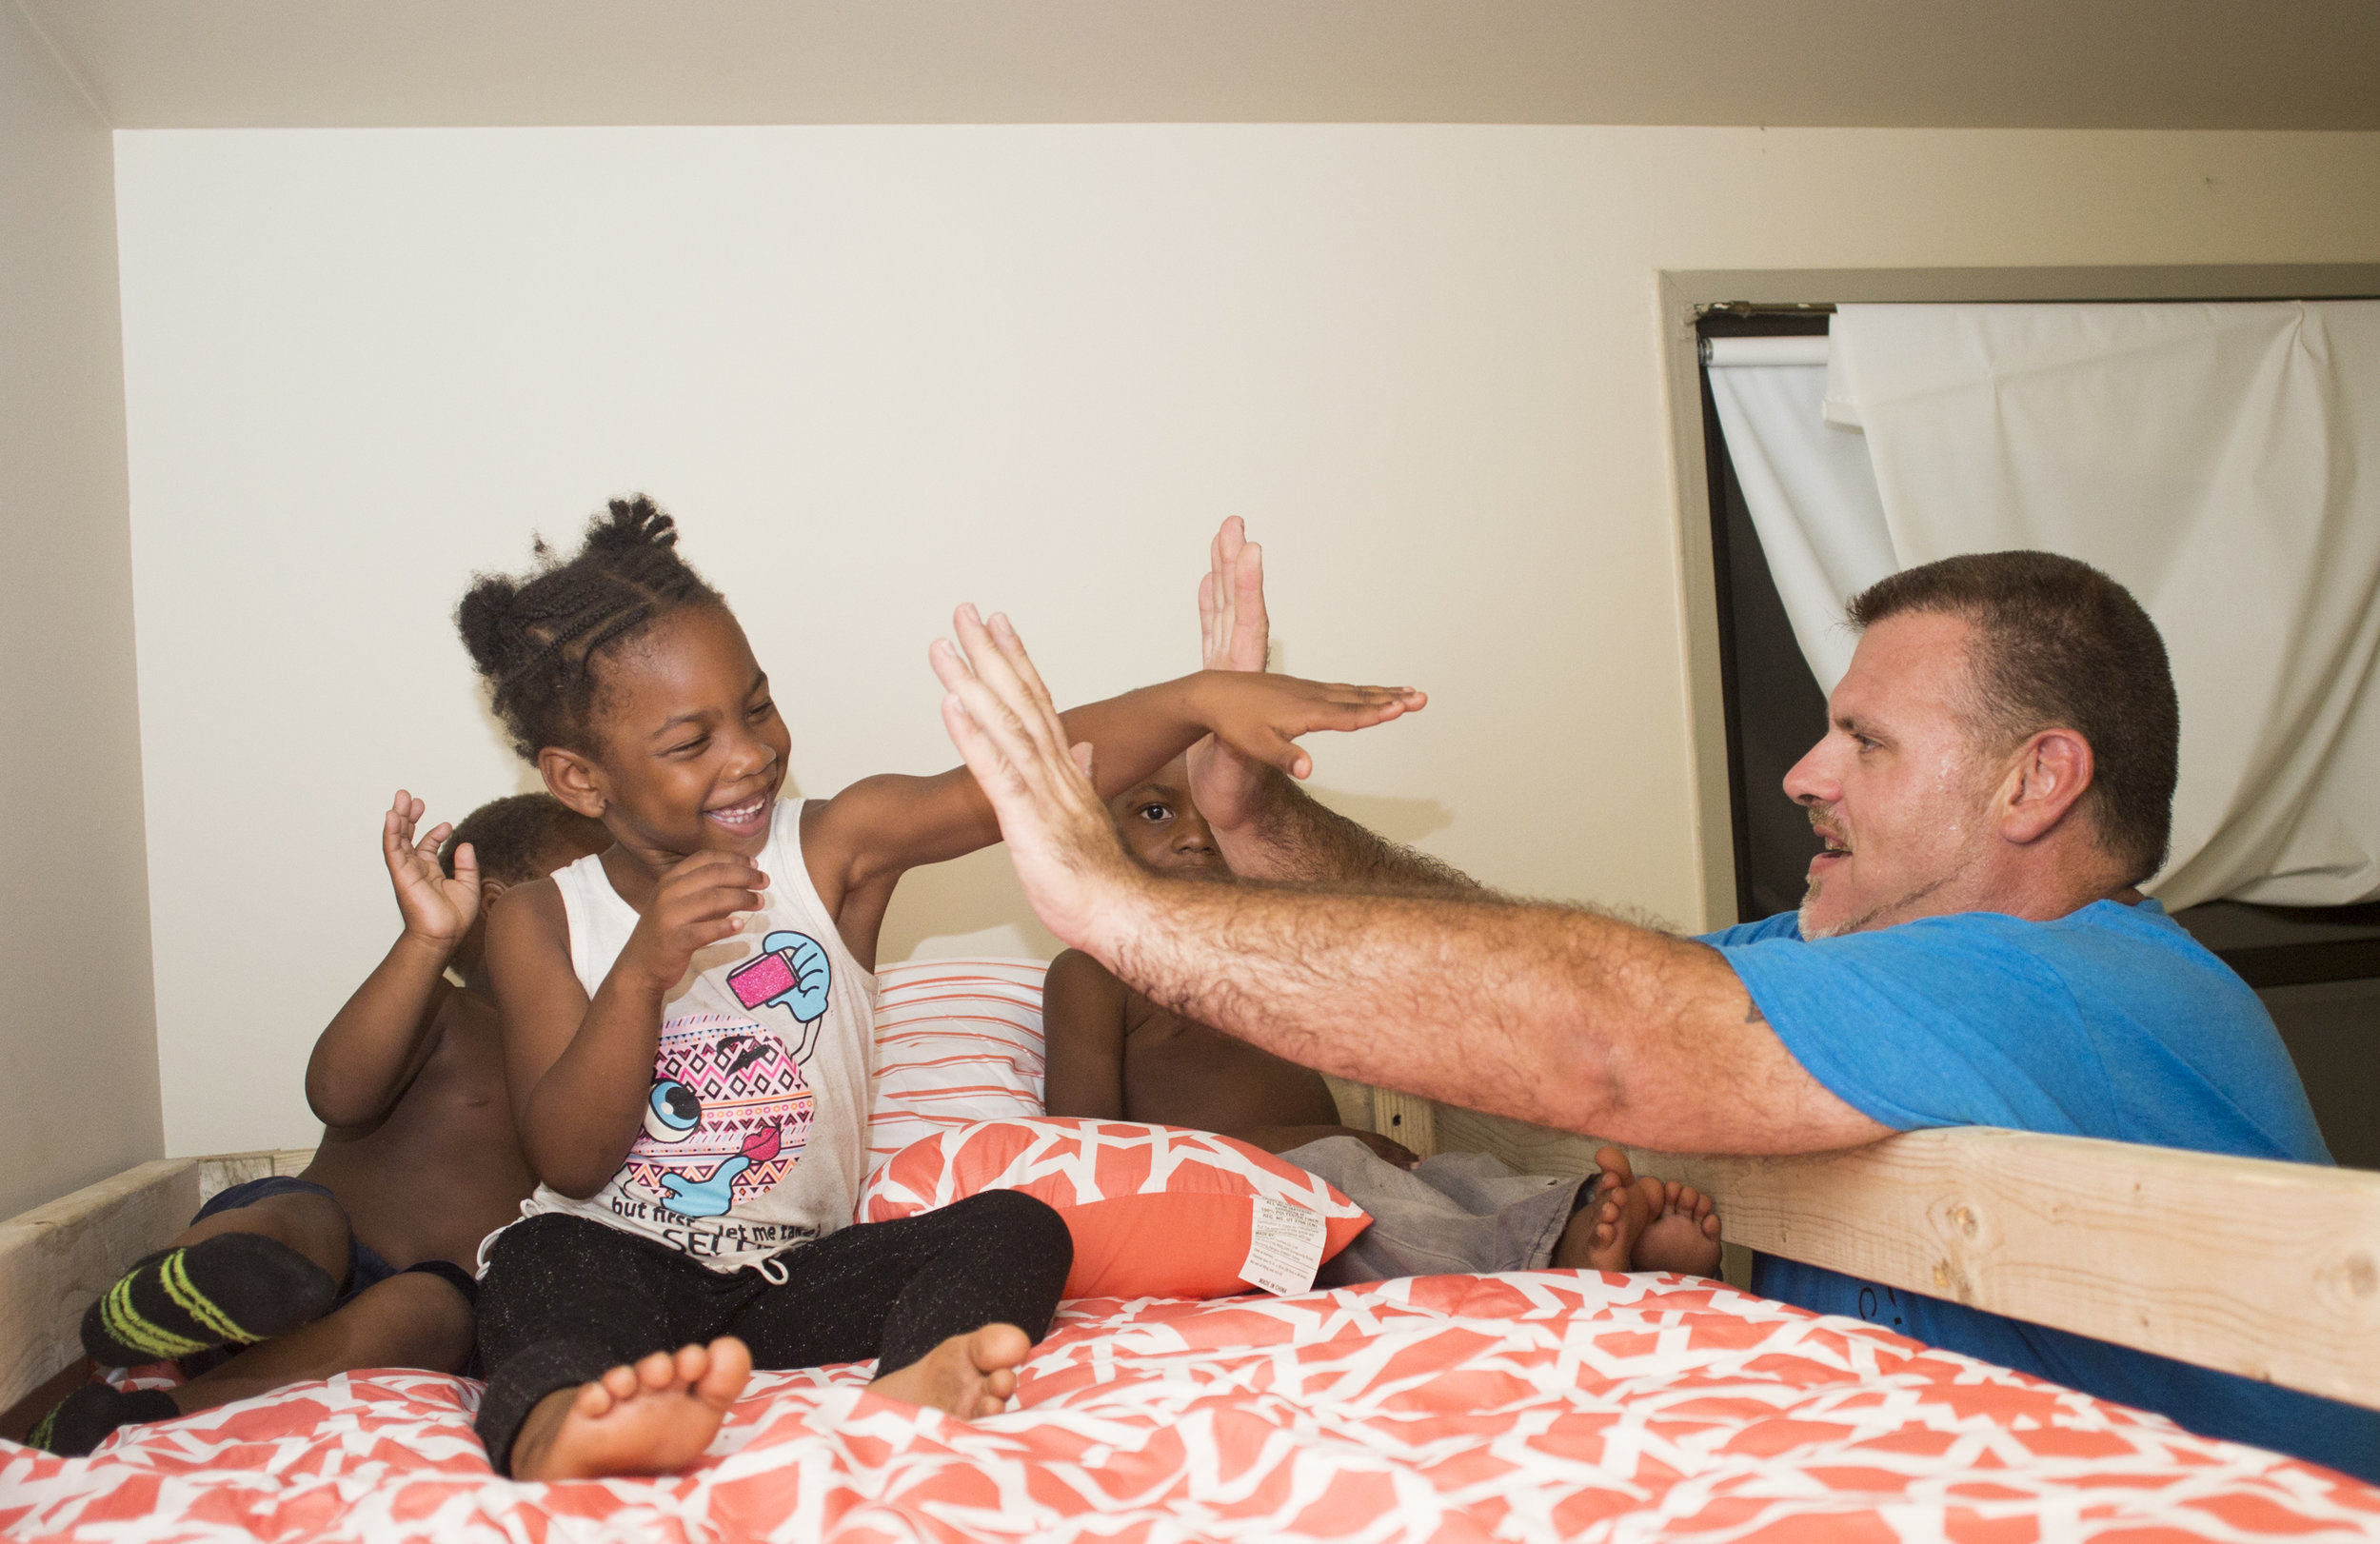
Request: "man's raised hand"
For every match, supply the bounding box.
[930,606,1141,953]
[385,788,479,951]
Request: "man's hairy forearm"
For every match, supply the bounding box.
[1086,874,1885,1154]
[1219,765,1481,895]
[1097,876,1705,1142]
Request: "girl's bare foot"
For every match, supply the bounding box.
[867,1323,1032,1418]
[508,1336,752,1481]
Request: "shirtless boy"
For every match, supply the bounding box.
[39,790,608,1455]
[1043,522,1721,1285]
[1043,760,1721,1283]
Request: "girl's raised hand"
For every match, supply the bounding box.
[1190,671,1426,782]
[624,851,770,994]
[385,788,479,950]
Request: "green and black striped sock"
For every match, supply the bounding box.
[30,1383,181,1456]
[79,1233,336,1368]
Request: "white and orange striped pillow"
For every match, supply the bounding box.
[867,958,1048,1169]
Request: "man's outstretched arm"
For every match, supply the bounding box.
[1206,762,1484,895]
[927,609,1892,1158]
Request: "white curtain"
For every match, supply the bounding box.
[1704,339,1897,689]
[1705,302,2380,909]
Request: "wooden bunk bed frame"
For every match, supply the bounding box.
[7,1110,2376,1432]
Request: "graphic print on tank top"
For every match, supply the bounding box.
[615,932,834,1226]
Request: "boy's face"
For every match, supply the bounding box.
[1107,759,1228,877]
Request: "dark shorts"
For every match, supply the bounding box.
[193,1176,479,1309]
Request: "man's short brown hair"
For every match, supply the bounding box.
[1846,551,2179,884]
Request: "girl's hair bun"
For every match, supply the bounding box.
[585,496,680,555]
[454,495,723,762]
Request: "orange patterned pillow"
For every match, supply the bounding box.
[861,1118,1372,1300]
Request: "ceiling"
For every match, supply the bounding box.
[21,0,2380,131]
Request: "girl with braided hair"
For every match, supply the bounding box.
[456,496,1425,1481]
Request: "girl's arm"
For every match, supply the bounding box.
[803,607,1426,964]
[487,850,768,1198]
[305,791,477,1129]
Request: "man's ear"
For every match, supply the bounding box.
[1998,728,2094,844]
[539,747,607,820]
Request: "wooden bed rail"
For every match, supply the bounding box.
[1430,1102,2380,1414]
[0,1149,315,1414]
[0,1159,200,1414]
[6,1132,2374,1420]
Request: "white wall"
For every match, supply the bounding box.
[112,126,2380,1158]
[0,4,164,1217]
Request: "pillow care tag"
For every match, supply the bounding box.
[1239,1197,1328,1296]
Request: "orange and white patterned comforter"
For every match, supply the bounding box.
[5,1271,2374,1542]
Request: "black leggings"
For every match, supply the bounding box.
[473,1190,1072,1473]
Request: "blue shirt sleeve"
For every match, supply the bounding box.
[1713,914,2117,1136]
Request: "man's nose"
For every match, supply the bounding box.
[1782,737,1834,807]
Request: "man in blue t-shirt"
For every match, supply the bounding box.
[929,525,2376,1480]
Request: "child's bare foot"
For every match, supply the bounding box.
[1552,1152,1655,1273]
[1633,1175,1724,1277]
[508,1336,752,1481]
[1551,1148,1723,1277]
[866,1323,1032,1419]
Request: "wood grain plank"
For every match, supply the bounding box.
[0,1158,200,1410]
[1433,1098,2380,1411]
[1320,1075,1375,1133]
[1434,1103,1602,1178]
[1621,1128,2380,1410]
[1370,1090,1439,1158]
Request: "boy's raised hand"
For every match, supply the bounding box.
[1187,519,1271,830]
[1199,517,1270,675]
[385,788,479,951]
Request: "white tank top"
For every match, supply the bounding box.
[506,799,878,1276]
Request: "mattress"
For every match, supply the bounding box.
[6,1270,2373,1542]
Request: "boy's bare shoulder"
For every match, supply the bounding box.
[1046,948,1125,1002]
[1045,949,1133,1028]
[1048,947,1117,986]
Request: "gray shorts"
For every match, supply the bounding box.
[1278,1136,1595,1287]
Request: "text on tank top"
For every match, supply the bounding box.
[520,799,878,1274]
